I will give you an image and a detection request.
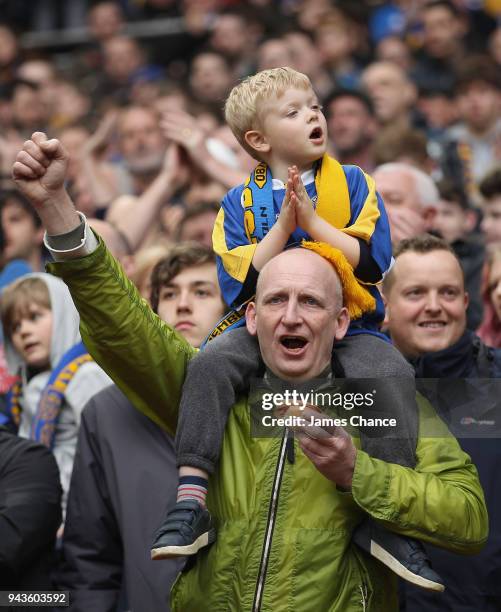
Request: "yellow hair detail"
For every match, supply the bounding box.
[301,241,376,320]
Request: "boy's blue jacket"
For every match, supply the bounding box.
[212,161,392,334]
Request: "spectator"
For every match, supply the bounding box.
[0,426,62,591]
[176,202,219,247]
[325,88,377,172]
[58,244,226,612]
[372,162,438,243]
[375,35,413,72]
[446,55,501,183]
[417,85,458,137]
[94,35,154,105]
[0,190,44,271]
[372,126,432,172]
[209,9,258,79]
[10,79,49,139]
[255,37,294,72]
[382,233,501,612]
[432,178,484,330]
[188,52,234,118]
[479,166,501,246]
[477,245,501,348]
[361,61,419,136]
[314,11,361,90]
[106,104,166,198]
[412,0,467,93]
[87,1,124,44]
[16,59,58,117]
[0,274,112,513]
[285,30,332,100]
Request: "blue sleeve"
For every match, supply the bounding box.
[212,185,258,309]
[344,165,392,280]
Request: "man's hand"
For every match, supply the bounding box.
[82,109,119,158]
[387,207,426,244]
[162,142,189,191]
[289,166,316,232]
[12,132,80,235]
[12,132,69,208]
[299,423,356,490]
[276,174,297,236]
[160,109,206,156]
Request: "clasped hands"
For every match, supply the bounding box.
[276,166,318,237]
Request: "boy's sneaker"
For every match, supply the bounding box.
[151,499,216,560]
[353,519,445,592]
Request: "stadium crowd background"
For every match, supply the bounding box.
[0,1,499,284]
[1,1,501,608]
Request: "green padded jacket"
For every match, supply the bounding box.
[47,239,488,612]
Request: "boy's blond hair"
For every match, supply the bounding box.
[1,277,50,339]
[224,67,312,160]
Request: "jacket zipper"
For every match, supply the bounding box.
[252,429,289,612]
[359,584,367,611]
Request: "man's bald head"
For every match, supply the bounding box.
[256,248,343,311]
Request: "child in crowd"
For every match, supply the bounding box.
[480,166,501,247]
[152,68,442,591]
[0,273,112,514]
[433,178,484,330]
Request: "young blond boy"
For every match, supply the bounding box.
[152,68,443,591]
[0,273,112,513]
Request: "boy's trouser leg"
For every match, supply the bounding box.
[334,334,418,468]
[175,327,261,474]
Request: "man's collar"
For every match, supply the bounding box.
[411,329,475,378]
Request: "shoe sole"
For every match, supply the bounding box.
[371,541,445,592]
[151,529,216,560]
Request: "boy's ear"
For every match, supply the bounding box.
[244,130,271,156]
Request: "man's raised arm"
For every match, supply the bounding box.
[12,132,193,435]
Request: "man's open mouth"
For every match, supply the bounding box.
[309,127,323,140]
[280,336,308,350]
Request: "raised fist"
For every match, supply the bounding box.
[12,132,69,208]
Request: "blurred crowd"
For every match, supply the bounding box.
[0,1,500,323]
[1,0,501,610]
[0,1,499,283]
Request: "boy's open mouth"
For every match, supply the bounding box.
[309,127,323,140]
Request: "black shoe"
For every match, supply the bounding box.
[353,519,445,592]
[151,499,216,560]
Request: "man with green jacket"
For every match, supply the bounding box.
[11,132,488,612]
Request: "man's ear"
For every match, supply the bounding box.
[334,306,350,341]
[244,130,271,157]
[464,290,469,311]
[246,301,258,336]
